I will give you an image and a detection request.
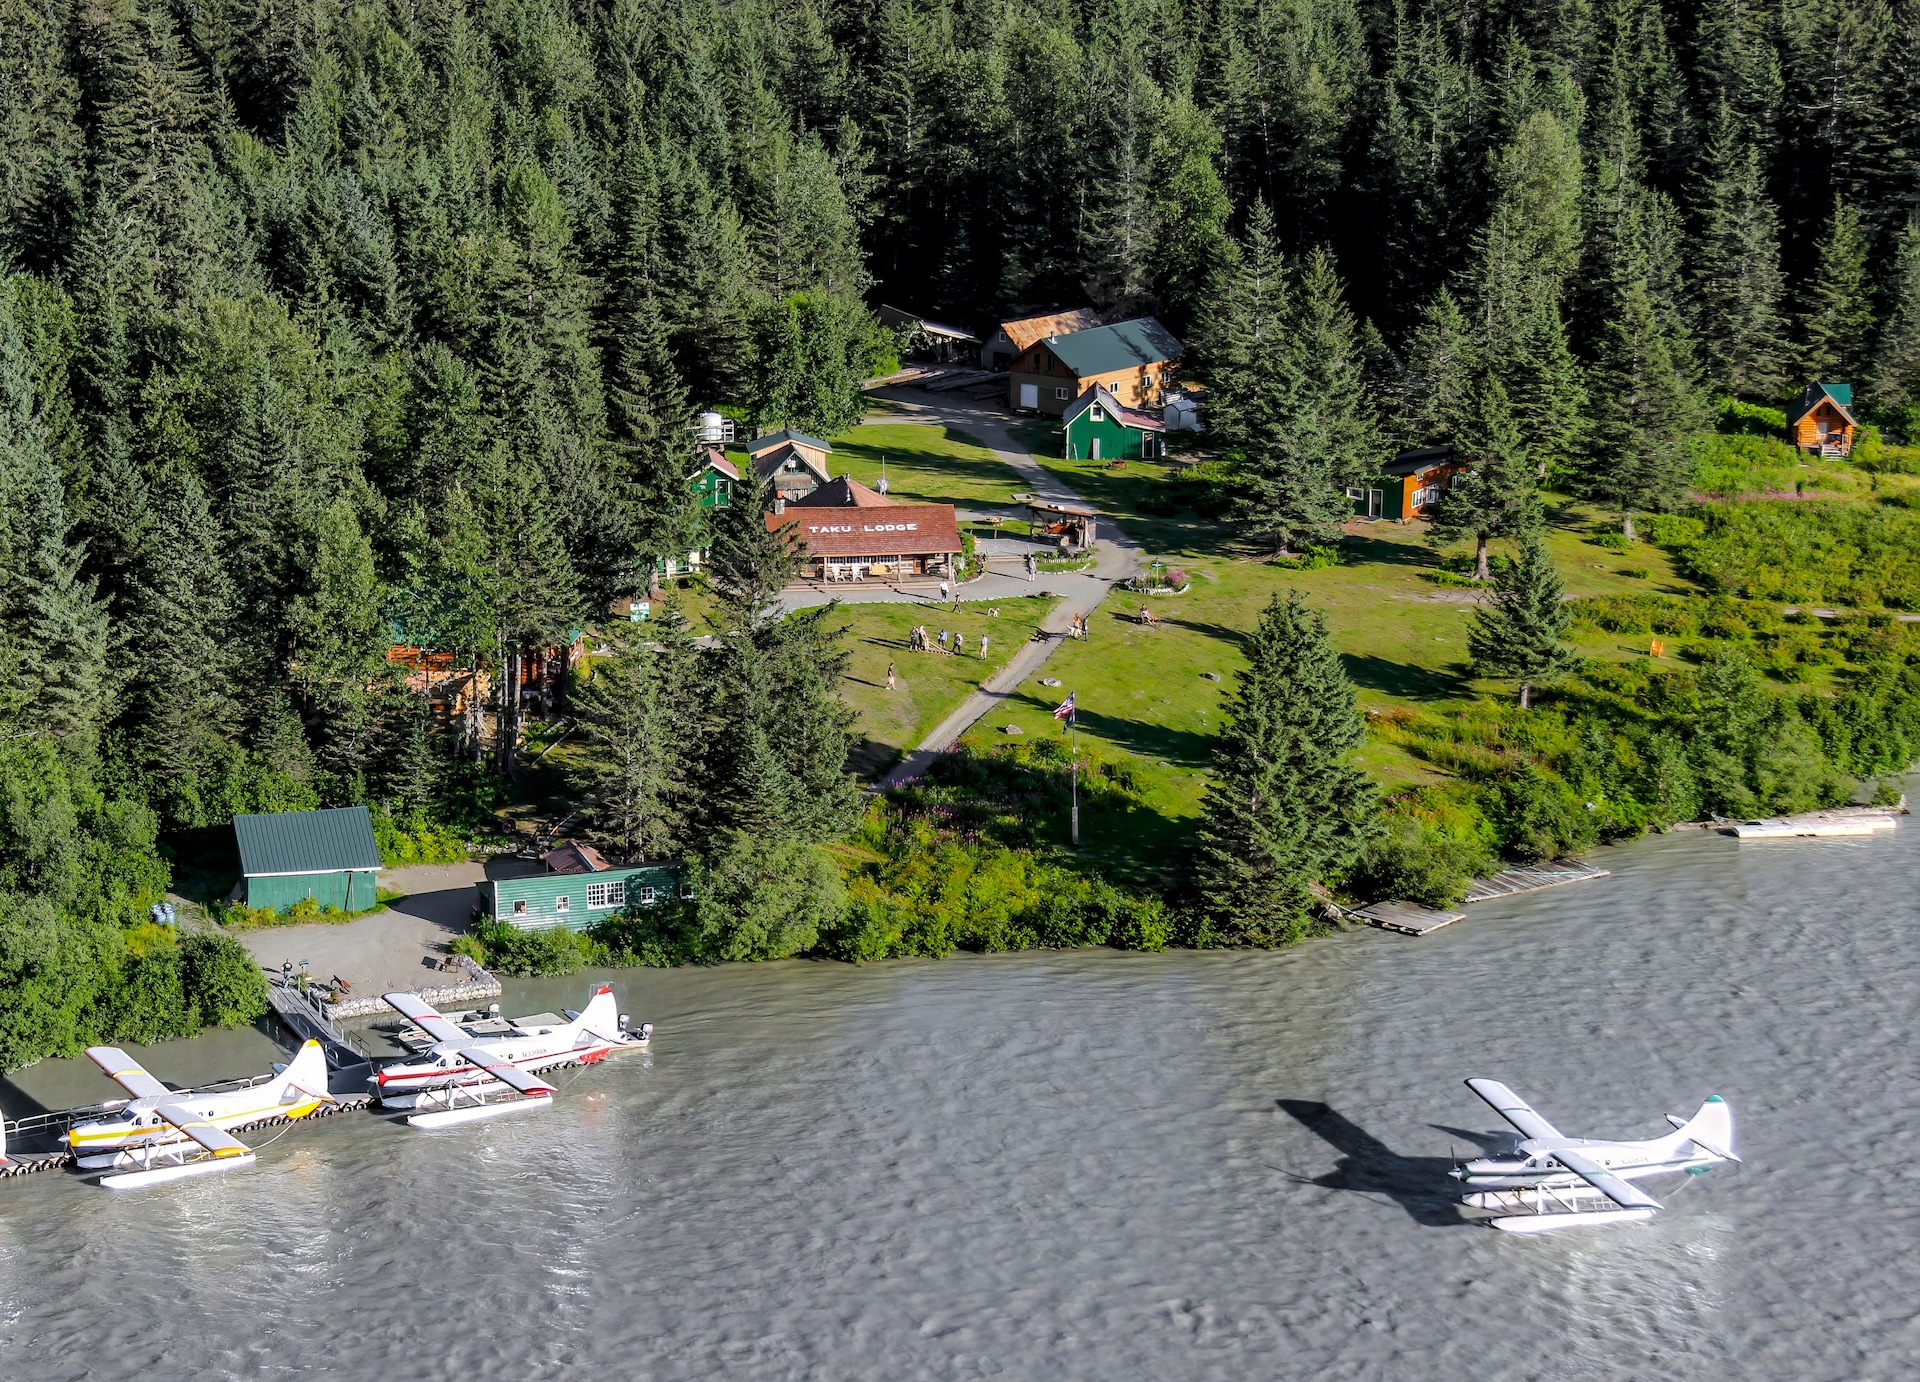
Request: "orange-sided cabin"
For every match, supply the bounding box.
[1788,383,1857,456]
[1350,446,1465,522]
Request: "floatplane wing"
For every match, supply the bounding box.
[1550,1147,1662,1211]
[456,1049,557,1097]
[382,992,470,1046]
[1465,1078,1564,1140]
[151,1104,255,1160]
[85,1047,174,1103]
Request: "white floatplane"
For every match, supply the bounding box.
[1450,1078,1737,1233]
[66,1041,334,1189]
[375,985,648,1129]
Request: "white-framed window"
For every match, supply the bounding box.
[586,881,627,909]
[554,894,571,913]
[1090,406,1104,422]
[1346,486,1364,499]
[1054,387,1070,400]
[638,886,658,905]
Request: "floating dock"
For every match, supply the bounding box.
[1720,806,1901,839]
[1349,900,1468,936]
[1464,859,1611,903]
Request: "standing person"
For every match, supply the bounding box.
[940,579,950,601]
[980,634,990,660]
[938,629,950,652]
[886,661,897,690]
[1025,553,1036,581]
[955,631,967,655]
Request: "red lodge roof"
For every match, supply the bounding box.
[787,475,896,508]
[768,502,962,557]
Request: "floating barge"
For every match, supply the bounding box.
[1720,805,1902,839]
[1348,900,1468,936]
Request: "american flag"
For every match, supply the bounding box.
[1053,691,1075,723]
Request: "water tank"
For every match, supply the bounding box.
[697,411,728,442]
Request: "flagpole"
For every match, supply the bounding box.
[1070,709,1079,848]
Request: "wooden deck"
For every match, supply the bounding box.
[1349,900,1468,936]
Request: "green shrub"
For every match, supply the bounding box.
[1715,397,1787,437]
[1487,768,1601,863]
[1643,512,1706,547]
[181,933,269,1027]
[466,920,594,976]
[1685,501,1920,608]
[371,803,468,867]
[1347,788,1499,906]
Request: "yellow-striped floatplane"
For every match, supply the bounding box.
[67,1040,334,1189]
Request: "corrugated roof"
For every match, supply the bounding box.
[788,475,897,508]
[999,308,1103,354]
[1063,384,1166,432]
[746,429,833,456]
[1382,445,1456,477]
[879,305,981,343]
[233,806,382,877]
[1045,317,1184,378]
[769,503,963,558]
[543,841,610,874]
[695,447,739,481]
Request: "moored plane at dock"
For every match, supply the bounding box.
[66,1041,334,1188]
[375,985,650,1128]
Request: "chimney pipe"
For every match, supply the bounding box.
[774,497,786,515]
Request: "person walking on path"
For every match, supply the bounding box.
[1025,553,1036,581]
[886,661,897,690]
[955,631,967,655]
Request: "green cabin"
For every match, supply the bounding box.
[233,806,382,912]
[1061,384,1166,460]
[693,447,738,508]
[480,841,683,932]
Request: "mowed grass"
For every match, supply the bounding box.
[951,445,1715,879]
[833,595,1058,774]
[820,421,1029,510]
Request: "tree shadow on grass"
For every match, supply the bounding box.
[1339,532,1445,569]
[1340,652,1469,702]
[1003,696,1218,770]
[1276,1099,1468,1228]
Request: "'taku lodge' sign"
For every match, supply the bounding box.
[805,523,920,533]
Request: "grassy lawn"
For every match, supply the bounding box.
[813,421,1030,510]
[833,595,1059,774]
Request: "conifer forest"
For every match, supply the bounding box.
[6,0,1920,1063]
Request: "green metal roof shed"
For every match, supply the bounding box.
[233,806,383,913]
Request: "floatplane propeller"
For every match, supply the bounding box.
[66,1041,334,1189]
[1450,1078,1738,1234]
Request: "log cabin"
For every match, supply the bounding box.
[980,307,1103,372]
[1788,383,1857,455]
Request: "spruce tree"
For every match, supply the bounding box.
[1397,288,1480,449]
[1867,218,1920,420]
[707,474,805,630]
[1581,278,1701,538]
[1468,532,1577,709]
[1193,591,1376,945]
[1800,198,1875,384]
[1426,382,1540,580]
[1693,130,1787,399]
[571,605,698,860]
[1194,198,1292,462]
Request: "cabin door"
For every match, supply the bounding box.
[1090,437,1102,460]
[1368,488,1383,519]
[1019,383,1039,409]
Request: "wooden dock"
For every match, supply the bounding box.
[1349,900,1468,936]
[266,983,376,1095]
[1464,859,1611,903]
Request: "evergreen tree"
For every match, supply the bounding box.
[1581,278,1702,537]
[1396,288,1480,449]
[1467,532,1577,709]
[1866,217,1920,419]
[572,610,697,861]
[1193,591,1376,944]
[1194,199,1291,460]
[1425,383,1540,580]
[1800,198,1876,384]
[707,475,805,630]
[1693,131,1787,399]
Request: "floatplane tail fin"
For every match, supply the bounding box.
[268,1040,335,1104]
[1664,1095,1738,1162]
[570,985,622,1043]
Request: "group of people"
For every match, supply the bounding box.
[905,625,990,660]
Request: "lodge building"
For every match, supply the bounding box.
[767,475,962,583]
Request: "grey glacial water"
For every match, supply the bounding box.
[3,820,1918,1380]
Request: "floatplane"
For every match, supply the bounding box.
[375,985,649,1129]
[1450,1078,1738,1233]
[66,1041,334,1189]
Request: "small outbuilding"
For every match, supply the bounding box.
[1788,383,1856,455]
[1062,384,1166,460]
[1351,446,1464,522]
[480,844,682,932]
[1025,498,1097,550]
[878,305,982,363]
[233,806,383,913]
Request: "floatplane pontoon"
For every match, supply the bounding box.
[1451,1079,1737,1233]
[65,1041,334,1189]
[375,985,650,1129]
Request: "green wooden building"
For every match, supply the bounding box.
[480,845,684,932]
[1061,384,1166,460]
[233,806,383,912]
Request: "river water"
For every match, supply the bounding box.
[2,819,1917,1379]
